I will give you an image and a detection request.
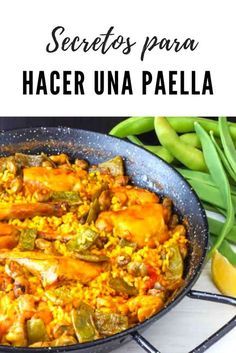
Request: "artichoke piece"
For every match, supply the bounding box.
[109,277,138,296]
[15,153,55,167]
[27,318,47,345]
[71,303,97,343]
[166,244,184,280]
[51,191,81,204]
[98,156,124,176]
[66,228,99,252]
[0,153,55,175]
[19,228,37,251]
[94,312,128,336]
[75,252,109,263]
[86,199,100,224]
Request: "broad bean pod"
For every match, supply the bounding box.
[154,117,207,171]
[110,117,154,138]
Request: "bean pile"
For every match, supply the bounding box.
[110,117,236,266]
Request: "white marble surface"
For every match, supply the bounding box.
[113,263,236,353]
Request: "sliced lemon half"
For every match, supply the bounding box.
[211,250,236,297]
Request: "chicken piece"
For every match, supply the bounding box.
[96,203,169,247]
[111,186,159,206]
[23,167,87,192]
[0,251,104,287]
[0,223,19,237]
[127,294,164,322]
[0,223,19,249]
[0,202,68,220]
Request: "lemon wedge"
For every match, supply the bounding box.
[211,250,236,297]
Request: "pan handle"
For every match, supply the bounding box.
[186,289,236,353]
[131,331,161,353]
[187,289,236,306]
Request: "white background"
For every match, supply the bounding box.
[0,1,235,352]
[0,0,235,116]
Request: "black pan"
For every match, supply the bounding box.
[0,127,208,353]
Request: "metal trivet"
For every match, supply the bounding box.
[131,290,236,353]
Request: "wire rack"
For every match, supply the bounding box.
[131,290,236,353]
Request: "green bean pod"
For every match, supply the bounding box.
[179,133,202,149]
[219,117,236,173]
[195,122,235,258]
[109,117,154,138]
[208,216,236,244]
[210,234,236,265]
[210,131,236,183]
[178,167,236,197]
[167,117,236,140]
[188,179,236,212]
[177,168,216,188]
[154,117,207,171]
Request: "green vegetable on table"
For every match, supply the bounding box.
[154,117,207,171]
[179,133,202,149]
[167,117,236,140]
[194,122,235,259]
[219,117,236,179]
[208,217,236,244]
[210,131,236,183]
[110,116,236,267]
[110,117,154,137]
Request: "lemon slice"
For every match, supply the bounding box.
[211,250,236,297]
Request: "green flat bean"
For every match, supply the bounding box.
[179,133,202,149]
[210,131,236,183]
[211,234,236,265]
[127,135,174,163]
[154,117,207,171]
[177,168,215,187]
[204,203,224,215]
[109,117,154,138]
[167,117,236,140]
[219,117,236,174]
[208,216,236,244]
[188,179,236,211]
[177,168,236,196]
[195,122,235,258]
[179,132,222,149]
